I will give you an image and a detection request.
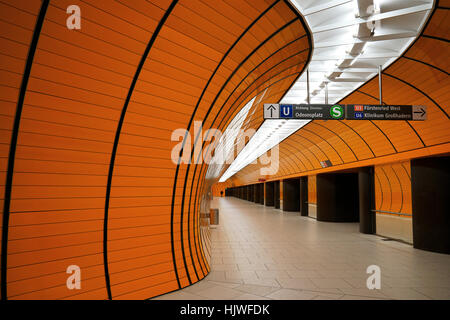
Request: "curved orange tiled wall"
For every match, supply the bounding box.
[374,160,413,243]
[230,3,449,186]
[374,161,412,217]
[0,0,310,299]
[307,175,316,205]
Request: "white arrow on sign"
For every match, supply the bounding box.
[412,105,427,120]
[264,104,279,119]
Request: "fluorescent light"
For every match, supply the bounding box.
[219,119,309,182]
[205,96,256,179]
[284,0,433,105]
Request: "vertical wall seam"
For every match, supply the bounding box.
[104,0,179,299]
[1,0,50,301]
[380,167,393,212]
[374,172,384,211]
[391,165,404,213]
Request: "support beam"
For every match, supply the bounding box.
[283,179,300,212]
[378,65,382,105]
[274,181,280,209]
[265,182,275,206]
[412,157,450,254]
[254,184,260,203]
[358,167,376,234]
[258,184,264,205]
[300,177,309,216]
[316,173,359,222]
[306,68,310,104]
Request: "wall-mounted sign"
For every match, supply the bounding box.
[320,160,332,168]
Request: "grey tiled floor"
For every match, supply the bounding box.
[154,197,450,300]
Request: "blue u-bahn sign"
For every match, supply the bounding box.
[280,105,293,118]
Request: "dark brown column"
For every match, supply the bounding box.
[412,157,450,254]
[300,177,308,216]
[283,179,300,212]
[316,173,359,222]
[358,167,376,234]
[274,181,280,209]
[265,182,274,206]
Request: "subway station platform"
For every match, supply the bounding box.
[155,197,450,300]
[0,0,448,302]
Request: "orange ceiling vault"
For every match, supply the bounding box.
[230,3,449,186]
[0,0,311,299]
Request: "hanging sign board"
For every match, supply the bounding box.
[264,104,427,121]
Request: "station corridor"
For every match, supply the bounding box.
[0,0,448,302]
[155,197,450,300]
